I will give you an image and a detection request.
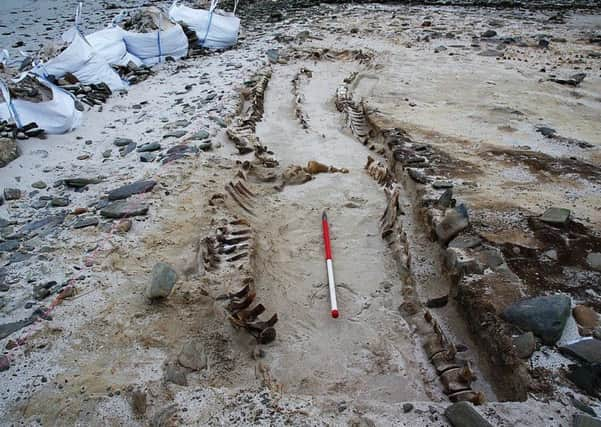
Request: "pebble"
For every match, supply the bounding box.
[51,197,70,207]
[107,180,157,201]
[140,152,156,162]
[31,181,47,189]
[137,142,161,152]
[163,130,187,139]
[444,402,493,427]
[512,332,536,359]
[4,188,21,200]
[540,207,571,225]
[72,217,99,229]
[573,305,600,329]
[113,137,134,147]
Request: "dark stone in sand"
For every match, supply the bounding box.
[33,285,50,300]
[120,142,137,156]
[479,49,503,57]
[426,295,448,308]
[114,137,134,147]
[189,130,209,140]
[536,126,557,138]
[444,402,493,427]
[140,152,156,162]
[164,363,187,386]
[513,332,536,359]
[573,414,601,427]
[481,30,497,38]
[540,207,570,225]
[101,200,149,218]
[550,73,586,87]
[568,364,601,397]
[0,240,19,252]
[63,177,101,188]
[72,217,99,229]
[137,142,161,152]
[572,398,598,418]
[108,180,157,201]
[19,214,65,236]
[4,188,21,200]
[51,197,70,207]
[403,403,414,413]
[31,200,47,209]
[163,130,187,139]
[502,294,571,345]
[560,338,601,364]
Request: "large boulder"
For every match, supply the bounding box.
[502,294,571,345]
[0,138,18,168]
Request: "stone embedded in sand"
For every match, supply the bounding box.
[481,29,497,38]
[512,332,536,359]
[163,363,187,386]
[146,262,177,299]
[114,137,134,147]
[137,142,161,152]
[51,197,70,207]
[573,305,600,329]
[560,338,601,364]
[72,217,99,229]
[3,188,21,200]
[101,200,149,219]
[540,207,570,225]
[502,294,571,345]
[444,401,493,427]
[435,204,469,244]
[0,138,19,168]
[573,414,601,427]
[177,340,207,371]
[587,253,601,271]
[107,180,157,201]
[63,177,101,188]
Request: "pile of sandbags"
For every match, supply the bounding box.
[169,0,240,49]
[118,6,189,65]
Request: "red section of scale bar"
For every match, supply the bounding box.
[322,211,332,260]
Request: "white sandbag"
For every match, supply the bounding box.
[122,25,188,66]
[0,78,82,134]
[85,27,142,67]
[33,29,128,92]
[169,1,240,49]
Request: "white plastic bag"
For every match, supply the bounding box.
[32,29,128,92]
[0,78,82,134]
[85,27,142,67]
[119,8,188,66]
[169,0,240,49]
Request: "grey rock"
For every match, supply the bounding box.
[33,285,50,300]
[432,180,453,189]
[0,138,19,168]
[4,188,21,200]
[436,204,469,244]
[147,262,177,299]
[536,126,557,138]
[120,142,137,157]
[114,137,134,147]
[51,197,70,207]
[572,398,597,418]
[102,149,112,158]
[512,332,536,358]
[0,240,19,252]
[266,49,280,63]
[72,217,99,229]
[407,168,428,184]
[560,338,601,364]
[540,207,570,225]
[568,364,601,397]
[587,253,601,271]
[437,189,454,209]
[31,200,47,209]
[449,235,482,249]
[137,142,161,152]
[403,403,414,413]
[444,401,493,427]
[502,294,571,345]
[574,414,601,427]
[101,200,149,219]
[189,130,209,140]
[19,214,65,236]
[63,177,101,188]
[163,363,187,386]
[31,181,47,189]
[177,340,207,371]
[481,30,497,38]
[479,49,504,57]
[163,130,186,139]
[140,152,156,163]
[108,180,157,201]
[197,141,212,151]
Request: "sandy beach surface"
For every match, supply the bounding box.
[0,0,600,425]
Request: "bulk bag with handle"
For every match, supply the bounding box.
[85,26,143,67]
[118,6,188,66]
[31,5,128,91]
[169,0,240,49]
[0,77,82,134]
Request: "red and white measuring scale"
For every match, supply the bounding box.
[321,211,339,318]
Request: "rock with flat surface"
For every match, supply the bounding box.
[444,402,493,427]
[100,200,149,218]
[177,340,207,371]
[107,180,157,201]
[502,294,571,345]
[540,207,570,225]
[573,414,601,427]
[560,338,601,364]
[0,138,19,168]
[146,262,177,299]
[436,204,469,244]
